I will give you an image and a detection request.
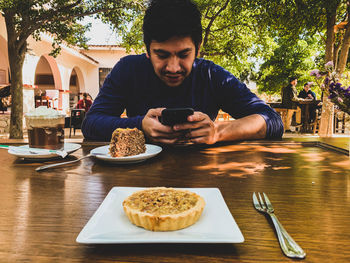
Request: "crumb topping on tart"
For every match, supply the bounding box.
[122,187,205,231]
[123,188,198,215]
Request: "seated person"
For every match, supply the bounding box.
[76,93,92,112]
[281,77,303,131]
[298,82,316,100]
[298,82,317,122]
[82,0,283,144]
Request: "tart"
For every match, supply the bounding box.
[122,187,205,231]
[109,128,146,157]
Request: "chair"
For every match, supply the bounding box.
[311,109,322,134]
[334,110,346,134]
[273,107,301,132]
[273,108,288,131]
[0,99,7,113]
[0,85,10,113]
[69,109,86,137]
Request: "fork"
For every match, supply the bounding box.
[253,192,306,259]
[35,154,94,171]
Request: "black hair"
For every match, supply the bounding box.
[143,0,202,56]
[289,76,297,83]
[304,83,309,87]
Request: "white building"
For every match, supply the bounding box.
[0,14,132,116]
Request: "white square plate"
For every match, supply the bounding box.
[76,187,244,244]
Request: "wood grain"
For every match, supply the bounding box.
[0,141,350,262]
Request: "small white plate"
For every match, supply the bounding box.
[76,187,244,244]
[8,143,81,160]
[90,144,162,163]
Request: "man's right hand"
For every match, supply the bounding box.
[141,108,185,144]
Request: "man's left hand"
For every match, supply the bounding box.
[173,111,218,144]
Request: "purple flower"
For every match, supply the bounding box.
[325,77,330,86]
[344,89,350,98]
[325,61,334,70]
[310,69,319,77]
[311,64,350,114]
[335,83,343,90]
[328,93,336,99]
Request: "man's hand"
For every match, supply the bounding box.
[142,108,185,144]
[173,112,218,144]
[143,109,267,145]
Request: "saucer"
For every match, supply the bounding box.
[8,143,81,160]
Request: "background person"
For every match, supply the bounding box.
[298,82,317,122]
[76,92,92,112]
[281,77,302,131]
[298,82,316,100]
[82,0,283,143]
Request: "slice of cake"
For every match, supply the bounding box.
[109,128,146,157]
[123,187,205,231]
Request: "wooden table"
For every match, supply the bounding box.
[298,99,319,133]
[1,140,350,262]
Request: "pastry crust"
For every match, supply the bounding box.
[123,187,205,231]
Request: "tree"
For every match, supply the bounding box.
[0,0,143,139]
[249,0,348,136]
[197,0,276,80]
[121,0,277,81]
[256,36,319,95]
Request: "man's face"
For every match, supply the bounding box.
[304,85,310,91]
[147,36,198,87]
[291,79,297,86]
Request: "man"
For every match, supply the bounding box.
[298,83,320,123]
[82,0,283,143]
[298,83,316,100]
[281,77,303,131]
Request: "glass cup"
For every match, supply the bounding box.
[25,115,65,150]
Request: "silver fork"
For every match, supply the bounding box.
[35,154,94,171]
[253,192,306,259]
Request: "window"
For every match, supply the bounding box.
[35,74,54,85]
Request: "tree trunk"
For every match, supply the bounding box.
[324,11,336,63]
[319,9,336,137]
[8,48,26,139]
[5,15,27,139]
[318,96,334,137]
[336,4,350,74]
[200,0,230,58]
[333,39,341,69]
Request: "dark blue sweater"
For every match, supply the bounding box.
[82,54,283,141]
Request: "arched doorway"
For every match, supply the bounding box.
[0,35,9,85]
[69,67,85,109]
[34,54,62,109]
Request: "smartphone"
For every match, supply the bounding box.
[159,108,194,126]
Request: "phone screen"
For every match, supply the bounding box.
[159,108,194,126]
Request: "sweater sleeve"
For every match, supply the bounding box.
[82,58,144,141]
[210,65,283,139]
